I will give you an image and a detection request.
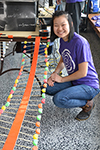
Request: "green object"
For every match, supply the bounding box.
[22,61,25,65]
[45,67,48,71]
[22,54,26,57]
[37,115,41,121]
[33,139,38,146]
[44,75,47,79]
[47,42,50,45]
[38,108,43,114]
[5,102,10,107]
[42,93,45,98]
[12,87,16,91]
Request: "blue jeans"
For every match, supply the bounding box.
[46,82,100,108]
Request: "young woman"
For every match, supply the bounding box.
[45,11,100,121]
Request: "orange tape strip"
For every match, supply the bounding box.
[8,35,13,38]
[2,36,40,150]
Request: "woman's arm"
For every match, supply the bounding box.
[51,62,88,83]
[47,56,64,86]
[53,56,65,74]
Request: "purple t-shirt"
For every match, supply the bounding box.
[59,33,99,89]
[66,0,85,3]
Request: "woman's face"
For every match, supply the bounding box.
[53,15,70,41]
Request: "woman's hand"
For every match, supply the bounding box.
[47,76,55,87]
[50,72,63,83]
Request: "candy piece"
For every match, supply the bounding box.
[45,59,48,62]
[42,93,45,98]
[15,79,18,84]
[47,39,50,42]
[44,50,47,55]
[22,61,25,65]
[24,41,27,44]
[2,105,6,111]
[32,146,38,150]
[43,83,47,88]
[43,75,47,79]
[45,67,48,71]
[45,54,48,58]
[47,42,50,45]
[19,72,22,76]
[42,88,46,93]
[44,79,47,83]
[22,54,26,57]
[46,44,49,48]
[8,94,13,99]
[38,108,43,114]
[23,45,27,49]
[22,59,25,62]
[28,35,32,39]
[33,139,38,146]
[20,68,23,72]
[12,87,16,91]
[10,90,14,94]
[17,76,20,79]
[37,115,41,121]
[5,102,10,107]
[41,99,45,104]
[0,109,3,114]
[44,71,47,75]
[14,83,17,87]
[38,103,42,108]
[44,48,47,51]
[35,128,40,134]
[46,62,49,67]
[23,50,26,53]
[33,134,38,140]
[35,122,40,127]
[21,66,24,69]
[7,98,10,102]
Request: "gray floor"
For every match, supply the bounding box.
[0,23,100,150]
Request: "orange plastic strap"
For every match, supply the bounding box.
[42,37,47,39]
[8,35,13,38]
[2,36,40,150]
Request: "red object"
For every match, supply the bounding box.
[45,59,48,62]
[41,99,45,104]
[44,79,47,83]
[10,90,14,94]
[19,72,22,76]
[23,50,26,53]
